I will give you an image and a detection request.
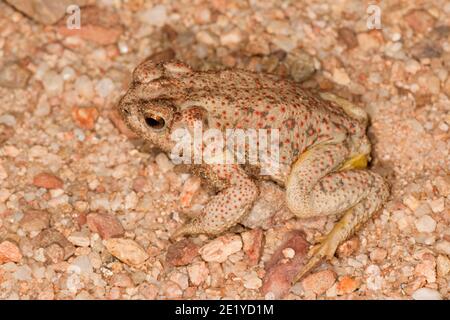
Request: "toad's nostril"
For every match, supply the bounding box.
[145,115,165,130]
[122,107,130,115]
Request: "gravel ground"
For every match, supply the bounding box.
[0,0,449,300]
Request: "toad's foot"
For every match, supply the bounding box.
[286,143,389,282]
[293,208,353,283]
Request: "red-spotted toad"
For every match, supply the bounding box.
[118,59,389,282]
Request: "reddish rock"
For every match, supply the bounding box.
[241,229,265,265]
[404,9,436,34]
[71,106,99,130]
[110,273,134,288]
[184,286,197,299]
[132,176,148,192]
[0,240,22,264]
[58,6,123,45]
[5,0,89,25]
[166,239,199,267]
[261,230,309,299]
[86,213,124,240]
[109,109,138,139]
[19,210,50,232]
[33,172,63,189]
[33,229,75,260]
[74,212,87,227]
[139,282,159,300]
[336,276,360,295]
[338,27,358,49]
[302,270,336,295]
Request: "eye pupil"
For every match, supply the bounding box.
[145,116,165,129]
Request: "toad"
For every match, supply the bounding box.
[118,59,389,282]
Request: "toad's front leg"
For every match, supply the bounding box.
[172,153,259,238]
[285,143,389,283]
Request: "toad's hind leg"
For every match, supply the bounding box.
[285,144,389,283]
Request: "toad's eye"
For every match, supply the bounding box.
[145,115,165,130]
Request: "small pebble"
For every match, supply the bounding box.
[415,215,437,233]
[428,198,445,213]
[243,271,262,290]
[412,288,442,300]
[302,270,336,295]
[86,213,124,240]
[104,238,149,266]
[282,247,295,259]
[75,75,95,100]
[14,265,32,281]
[199,235,242,263]
[61,66,76,81]
[0,241,22,264]
[0,62,31,89]
[95,78,115,98]
[139,4,167,27]
[0,114,16,127]
[187,261,209,286]
[33,172,63,189]
[42,70,63,96]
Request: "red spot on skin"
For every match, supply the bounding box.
[281,106,286,112]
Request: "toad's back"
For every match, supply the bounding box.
[187,69,366,167]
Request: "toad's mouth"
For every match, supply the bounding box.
[144,114,166,130]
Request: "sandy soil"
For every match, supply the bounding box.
[0,0,449,300]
